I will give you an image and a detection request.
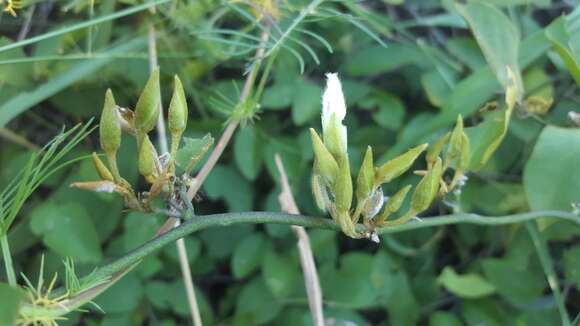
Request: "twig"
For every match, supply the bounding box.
[0,127,39,150]
[274,154,324,326]
[17,5,35,41]
[148,24,203,326]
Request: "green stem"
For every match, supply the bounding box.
[17,210,580,320]
[525,221,571,326]
[1,234,16,286]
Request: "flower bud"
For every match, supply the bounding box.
[376,184,412,223]
[336,210,358,239]
[334,156,352,213]
[135,68,160,136]
[459,132,471,171]
[356,146,374,202]
[168,75,188,156]
[426,132,450,168]
[92,152,113,182]
[310,128,339,184]
[410,158,443,213]
[99,89,121,156]
[446,115,464,162]
[139,135,158,183]
[375,143,428,184]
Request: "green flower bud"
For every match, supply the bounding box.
[356,146,374,202]
[168,75,188,156]
[376,184,412,223]
[334,156,352,213]
[411,158,443,213]
[99,89,121,156]
[336,210,358,239]
[310,128,339,184]
[459,132,471,171]
[375,143,428,184]
[426,132,450,168]
[135,68,160,136]
[139,135,158,183]
[92,152,113,182]
[446,115,464,162]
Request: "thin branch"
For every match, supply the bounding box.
[148,24,203,326]
[275,154,324,326]
[20,209,580,319]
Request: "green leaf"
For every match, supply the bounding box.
[429,312,462,326]
[0,38,146,128]
[261,83,294,110]
[524,126,580,213]
[204,165,254,211]
[29,202,102,263]
[457,1,523,100]
[234,126,263,180]
[262,250,300,298]
[546,16,580,86]
[0,283,25,326]
[563,246,580,288]
[482,258,545,305]
[438,266,496,299]
[175,134,214,173]
[291,79,322,126]
[236,278,281,324]
[231,234,267,279]
[465,108,512,170]
[94,273,143,313]
[345,44,426,76]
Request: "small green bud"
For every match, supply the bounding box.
[168,75,188,156]
[336,210,358,239]
[323,113,347,159]
[459,132,471,171]
[99,89,121,156]
[446,115,464,162]
[375,143,428,184]
[92,152,113,182]
[334,156,352,213]
[310,128,339,184]
[426,132,450,168]
[411,158,443,213]
[356,146,374,202]
[376,185,412,223]
[139,135,158,183]
[135,68,161,136]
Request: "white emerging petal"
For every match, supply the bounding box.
[321,72,347,132]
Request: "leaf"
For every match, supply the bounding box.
[231,234,267,279]
[345,44,427,76]
[261,83,294,110]
[94,273,143,314]
[563,246,580,288]
[524,126,580,212]
[204,165,254,211]
[429,312,463,326]
[234,126,263,180]
[457,1,523,101]
[438,266,496,299]
[236,278,281,324]
[29,202,102,263]
[0,38,146,128]
[291,79,322,126]
[262,250,300,298]
[175,134,214,173]
[545,16,580,86]
[465,108,512,170]
[481,258,545,305]
[421,70,455,108]
[0,283,25,326]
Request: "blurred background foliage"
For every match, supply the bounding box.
[1,0,580,325]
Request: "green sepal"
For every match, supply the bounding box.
[168,75,188,156]
[91,152,113,182]
[138,135,158,183]
[323,113,346,159]
[334,156,352,213]
[426,132,450,168]
[376,184,412,223]
[356,146,374,202]
[310,128,339,184]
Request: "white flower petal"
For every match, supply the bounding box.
[321,72,347,132]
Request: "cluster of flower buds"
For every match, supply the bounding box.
[310,73,471,241]
[72,69,208,214]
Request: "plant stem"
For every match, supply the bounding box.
[19,209,580,320]
[1,234,16,286]
[525,221,571,326]
[148,24,203,326]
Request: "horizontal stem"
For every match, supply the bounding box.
[19,209,580,319]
